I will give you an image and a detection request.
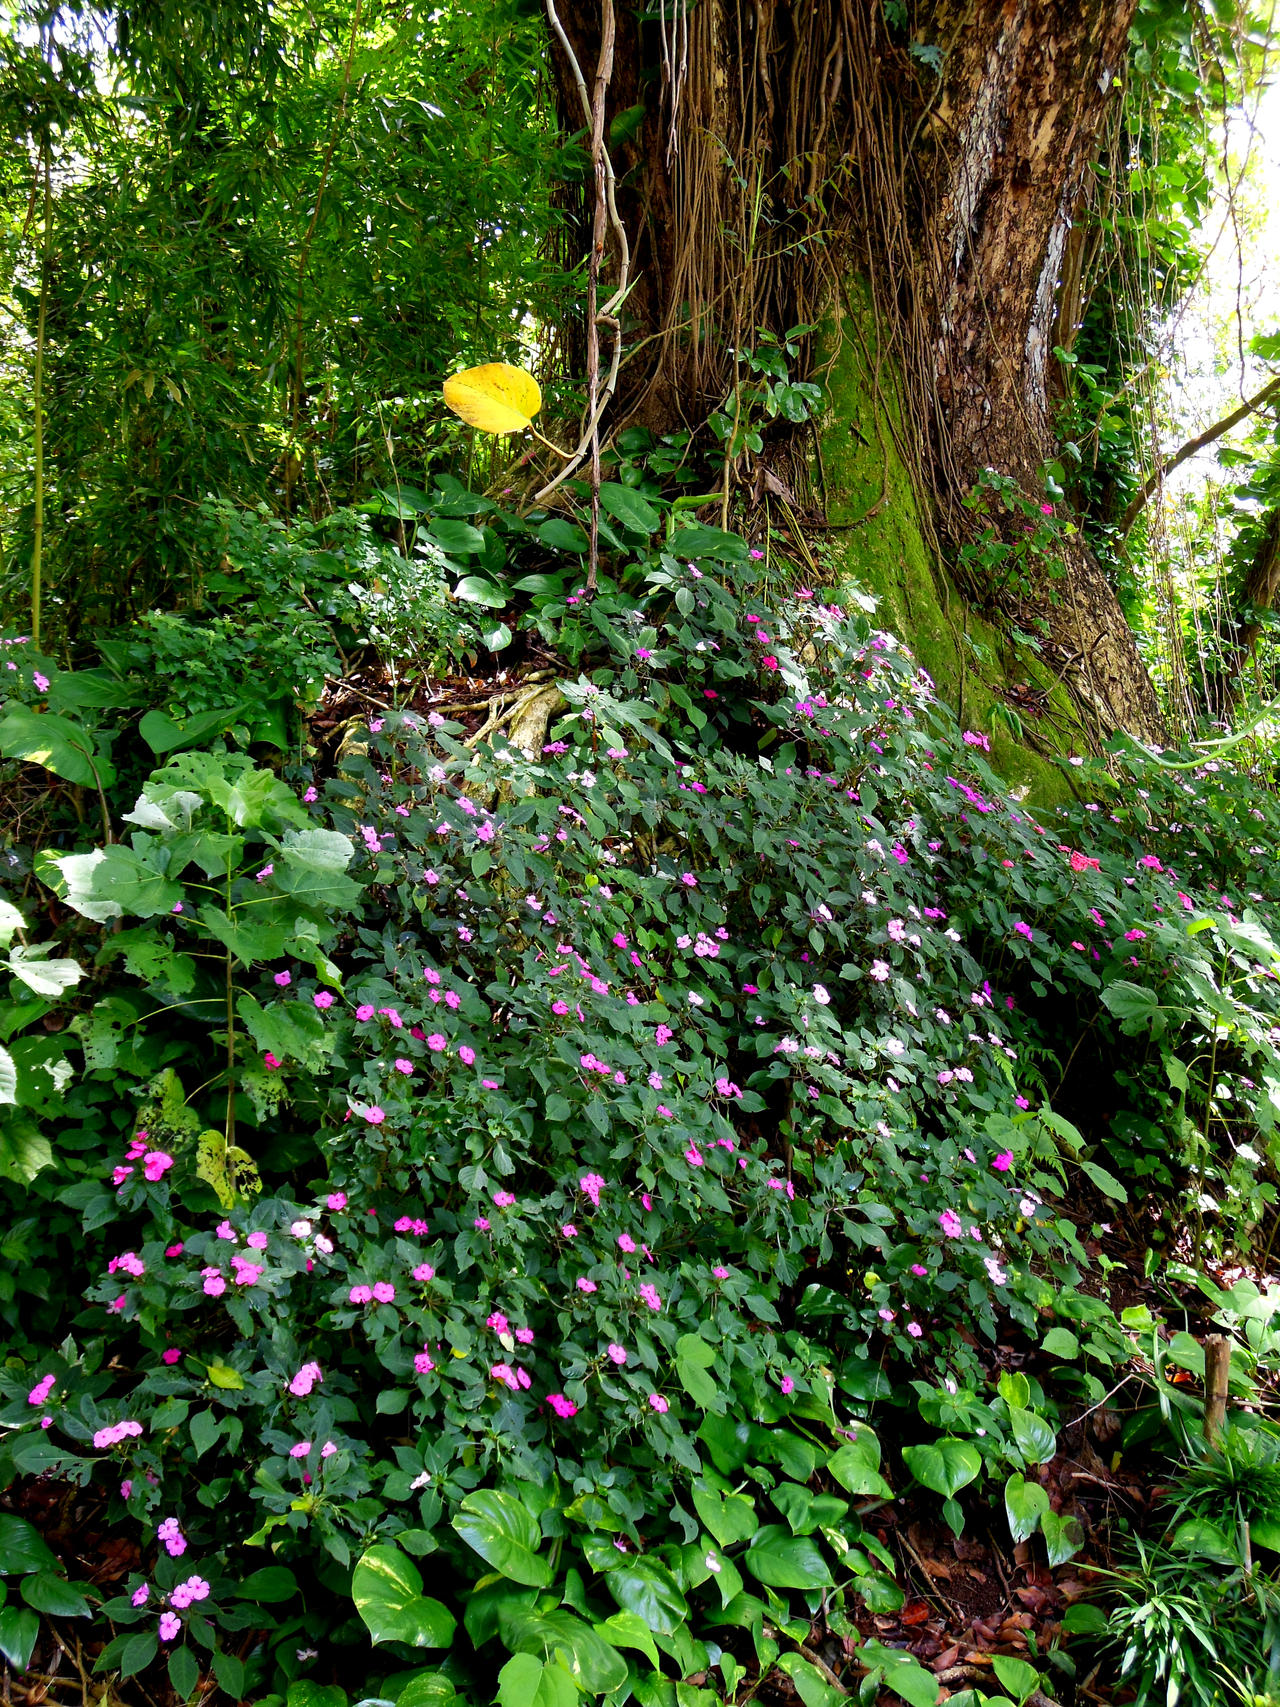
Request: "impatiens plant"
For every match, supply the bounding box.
[3,501,1280,1703]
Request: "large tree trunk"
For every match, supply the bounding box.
[546,0,1166,747]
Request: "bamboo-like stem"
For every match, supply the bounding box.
[31,144,52,645]
[285,0,364,517]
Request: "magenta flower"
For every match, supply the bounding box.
[27,1373,55,1406]
[607,1343,627,1365]
[938,1209,963,1239]
[648,1394,669,1413]
[314,990,334,1009]
[992,1150,1014,1172]
[158,1612,181,1643]
[546,1394,578,1419]
[157,1516,186,1557]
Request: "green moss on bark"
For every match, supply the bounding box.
[816,299,1085,806]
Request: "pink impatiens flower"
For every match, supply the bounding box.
[938,1209,963,1239]
[992,1150,1014,1172]
[157,1516,186,1557]
[289,1361,322,1397]
[546,1393,578,1419]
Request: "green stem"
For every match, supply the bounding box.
[31,144,52,645]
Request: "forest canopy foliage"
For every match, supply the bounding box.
[4,2,1280,1707]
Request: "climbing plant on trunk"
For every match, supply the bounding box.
[545,0,1170,745]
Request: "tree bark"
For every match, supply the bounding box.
[546,0,1166,745]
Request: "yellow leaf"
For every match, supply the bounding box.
[207,1362,245,1390]
[196,1127,261,1210]
[442,363,541,435]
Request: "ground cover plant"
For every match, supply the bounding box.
[4,494,1280,1707]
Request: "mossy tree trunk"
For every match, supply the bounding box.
[546,0,1166,747]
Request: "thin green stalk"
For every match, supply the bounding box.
[31,144,52,644]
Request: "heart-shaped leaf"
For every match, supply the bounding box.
[902,1439,982,1499]
[453,1490,552,1587]
[352,1545,456,1647]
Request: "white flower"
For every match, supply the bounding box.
[705,1553,721,1573]
[410,1470,432,1491]
[813,983,830,1005]
[290,1220,312,1239]
[314,1234,334,1255]
[688,992,704,1007]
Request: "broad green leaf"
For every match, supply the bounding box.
[46,670,143,712]
[394,1676,457,1707]
[743,1525,832,1590]
[39,845,182,923]
[668,520,750,561]
[430,519,488,555]
[535,520,587,554]
[504,1610,628,1693]
[594,1611,660,1670]
[0,704,115,788]
[0,899,24,947]
[1078,1158,1128,1202]
[205,1361,246,1390]
[0,1606,40,1670]
[1040,1327,1080,1359]
[827,1432,893,1498]
[674,1332,718,1408]
[119,1630,159,1678]
[598,482,661,535]
[352,1546,456,1648]
[1251,1517,1280,1552]
[992,1656,1041,1705]
[1170,1518,1238,1564]
[605,1559,688,1636]
[1004,1475,1050,1544]
[139,705,241,755]
[287,1683,348,1707]
[169,1644,201,1699]
[196,1130,262,1213]
[236,1566,299,1603]
[1040,1509,1084,1567]
[771,1483,848,1536]
[902,1439,981,1499]
[453,575,509,608]
[278,828,355,873]
[691,1482,758,1548]
[1008,1408,1056,1467]
[0,1513,60,1574]
[453,1490,552,1587]
[495,1654,576,1707]
[4,945,83,999]
[776,1655,842,1707]
[19,1571,91,1617]
[858,1644,939,1707]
